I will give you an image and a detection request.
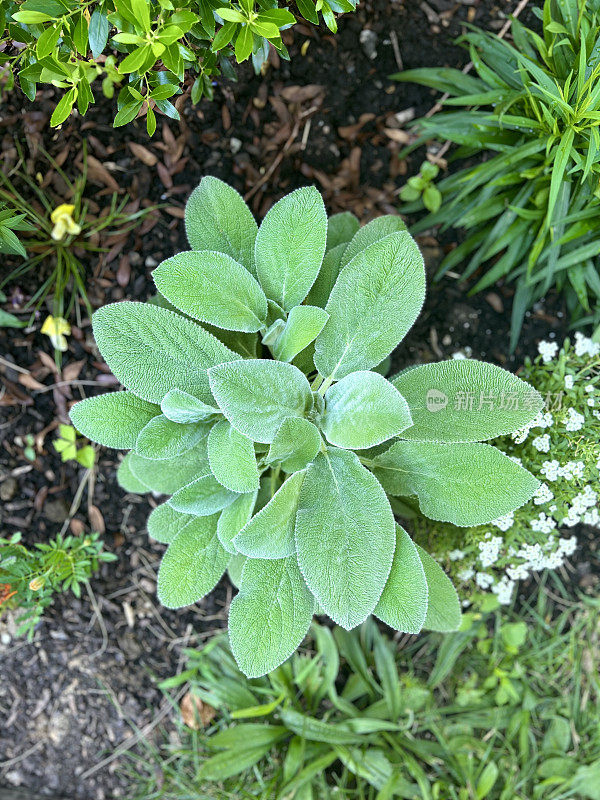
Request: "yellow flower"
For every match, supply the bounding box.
[50,203,81,241]
[41,314,71,352]
[29,577,45,591]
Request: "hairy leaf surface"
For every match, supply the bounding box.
[127,439,210,494]
[339,215,407,269]
[326,211,360,252]
[217,492,257,554]
[208,420,260,493]
[416,545,462,632]
[70,391,160,449]
[267,417,321,473]
[272,305,329,363]
[374,525,428,633]
[295,448,395,629]
[136,415,210,460]
[147,503,194,544]
[116,452,150,493]
[169,473,237,516]
[161,388,219,424]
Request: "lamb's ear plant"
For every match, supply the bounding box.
[395,0,600,349]
[71,176,543,677]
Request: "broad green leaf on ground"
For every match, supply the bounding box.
[339,215,407,269]
[392,359,543,442]
[136,415,210,460]
[127,438,210,494]
[267,417,321,473]
[217,491,257,554]
[321,371,413,449]
[161,388,219,423]
[371,440,539,526]
[147,503,194,544]
[272,305,329,362]
[229,555,314,677]
[70,391,160,449]
[185,176,258,274]
[326,211,360,251]
[374,525,428,633]
[295,448,395,629]
[92,301,236,403]
[116,452,151,493]
[304,243,346,309]
[157,515,230,608]
[208,419,260,493]
[153,251,268,332]
[208,359,313,443]
[255,186,327,311]
[234,471,305,558]
[169,473,237,516]
[416,545,462,632]
[314,233,425,381]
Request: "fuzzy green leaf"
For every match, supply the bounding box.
[185,176,258,274]
[157,515,230,608]
[147,503,194,544]
[229,556,314,677]
[416,545,462,632]
[374,525,428,633]
[136,415,211,460]
[127,439,210,494]
[392,359,543,442]
[217,491,257,554]
[70,391,160,449]
[295,448,395,629]
[117,452,151,493]
[153,251,268,332]
[339,215,407,269]
[272,305,329,362]
[208,420,260,493]
[255,187,327,311]
[208,359,313,443]
[234,471,305,558]
[314,232,425,381]
[169,473,237,516]
[326,211,360,251]
[266,417,321,473]
[304,243,346,309]
[92,301,236,403]
[161,388,219,423]
[321,371,413,449]
[371,440,539,526]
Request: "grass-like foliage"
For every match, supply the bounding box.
[0,531,115,639]
[71,177,543,677]
[0,0,356,133]
[395,0,600,349]
[124,592,600,799]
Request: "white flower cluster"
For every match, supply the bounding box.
[565,407,585,432]
[562,486,598,527]
[478,535,503,567]
[532,434,550,452]
[538,340,558,363]
[574,331,600,357]
[540,459,585,481]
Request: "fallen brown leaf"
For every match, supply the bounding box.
[180,691,216,730]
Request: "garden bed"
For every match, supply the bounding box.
[0,0,597,797]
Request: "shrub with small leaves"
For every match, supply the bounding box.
[0,0,357,133]
[0,531,116,638]
[412,334,600,610]
[71,176,543,677]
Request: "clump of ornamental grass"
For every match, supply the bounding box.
[395,0,600,349]
[71,176,543,677]
[413,333,600,609]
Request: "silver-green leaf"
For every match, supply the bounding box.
[416,545,462,632]
[374,525,428,633]
[208,420,260,493]
[127,439,210,494]
[147,503,194,544]
[217,492,257,554]
[266,417,321,473]
[70,391,160,449]
[339,215,407,269]
[161,388,219,424]
[169,473,237,516]
[272,305,329,363]
[136,415,210,460]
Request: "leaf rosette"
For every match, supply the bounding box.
[71,177,543,676]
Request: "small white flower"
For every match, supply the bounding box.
[564,375,574,390]
[585,384,595,394]
[475,572,495,589]
[532,434,551,453]
[492,577,515,605]
[448,549,465,561]
[565,407,585,432]
[533,483,554,505]
[538,340,558,363]
[588,398,595,407]
[557,536,577,556]
[458,568,475,581]
[574,332,600,357]
[491,511,514,531]
[540,460,560,481]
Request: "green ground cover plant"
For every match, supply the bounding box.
[412,333,600,610]
[395,0,600,349]
[70,177,544,677]
[124,589,600,800]
[0,530,115,638]
[0,0,357,133]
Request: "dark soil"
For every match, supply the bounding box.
[0,0,587,797]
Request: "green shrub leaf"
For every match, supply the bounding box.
[208,420,260,493]
[161,388,219,423]
[185,176,258,274]
[169,473,237,516]
[92,301,236,403]
[266,417,321,473]
[127,439,210,494]
[217,492,257,554]
[416,545,462,632]
[339,215,407,269]
[229,555,314,677]
[326,211,360,251]
[305,243,346,309]
[374,525,428,633]
[153,251,268,332]
[255,186,327,311]
[70,391,160,449]
[272,305,329,362]
[136,415,211,460]
[116,452,151,493]
[295,448,395,629]
[392,359,543,441]
[234,471,305,558]
[372,440,539,526]
[157,515,230,608]
[314,232,425,380]
[322,371,413,449]
[147,503,194,544]
[209,359,313,443]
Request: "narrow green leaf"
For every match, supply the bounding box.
[128,439,210,494]
[326,211,360,251]
[161,388,218,423]
[374,525,428,633]
[147,503,194,544]
[136,415,210,460]
[416,545,462,632]
[217,491,257,554]
[340,215,407,269]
